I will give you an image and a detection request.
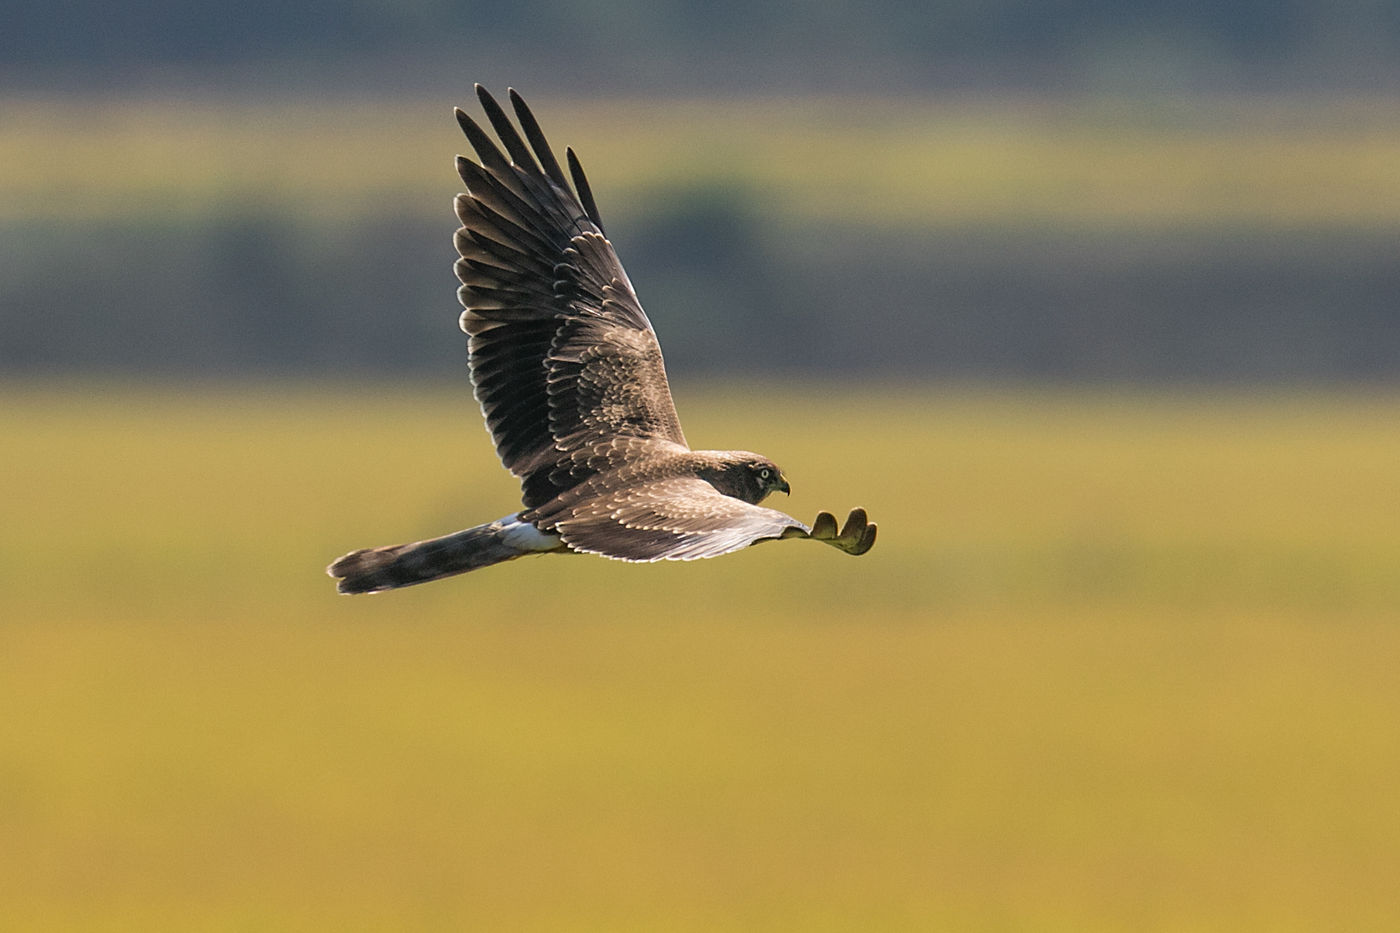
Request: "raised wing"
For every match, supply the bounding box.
[454,86,688,509]
[545,477,809,561]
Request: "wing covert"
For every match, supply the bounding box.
[545,477,809,562]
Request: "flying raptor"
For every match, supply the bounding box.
[327,86,875,594]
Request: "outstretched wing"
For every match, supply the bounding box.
[455,86,688,509]
[548,477,809,561]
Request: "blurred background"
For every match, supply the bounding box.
[5,0,1400,381]
[3,2,1399,929]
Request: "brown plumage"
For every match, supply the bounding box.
[327,86,875,594]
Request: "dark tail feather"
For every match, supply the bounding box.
[326,515,557,594]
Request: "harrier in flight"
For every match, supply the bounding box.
[328,86,875,594]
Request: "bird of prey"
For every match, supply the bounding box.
[327,86,875,594]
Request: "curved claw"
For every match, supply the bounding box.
[806,507,877,556]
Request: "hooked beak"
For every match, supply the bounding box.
[776,475,791,496]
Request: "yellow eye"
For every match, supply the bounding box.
[759,468,771,479]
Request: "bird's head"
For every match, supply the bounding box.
[733,453,790,504]
[694,451,791,504]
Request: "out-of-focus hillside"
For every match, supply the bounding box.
[2,94,1398,381]
[5,1,1399,382]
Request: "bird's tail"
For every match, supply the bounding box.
[326,513,562,594]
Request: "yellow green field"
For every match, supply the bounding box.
[6,93,1400,229]
[3,383,1399,929]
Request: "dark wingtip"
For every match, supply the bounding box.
[454,106,477,137]
[474,83,538,171]
[509,87,570,190]
[566,146,604,233]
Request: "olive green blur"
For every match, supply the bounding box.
[4,385,1398,929]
